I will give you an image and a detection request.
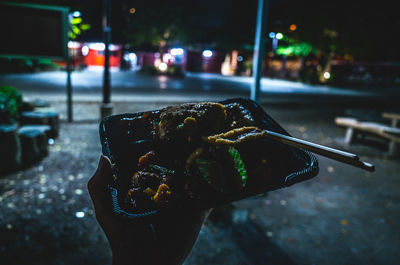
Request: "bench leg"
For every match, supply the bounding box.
[388,141,400,157]
[344,128,356,146]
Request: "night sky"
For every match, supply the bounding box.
[4,0,400,61]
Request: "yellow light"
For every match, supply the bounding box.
[289,24,297,31]
[129,8,136,14]
[158,63,168,72]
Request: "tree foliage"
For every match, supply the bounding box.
[0,85,23,124]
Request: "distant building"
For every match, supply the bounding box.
[66,41,122,68]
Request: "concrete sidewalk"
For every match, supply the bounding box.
[19,93,399,124]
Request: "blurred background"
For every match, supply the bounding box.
[0,0,399,264]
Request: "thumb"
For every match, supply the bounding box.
[94,155,113,185]
[88,155,113,212]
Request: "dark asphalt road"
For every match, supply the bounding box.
[1,68,399,107]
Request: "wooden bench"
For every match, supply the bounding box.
[335,117,400,156]
[383,112,400,128]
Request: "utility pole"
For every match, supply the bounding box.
[250,0,269,102]
[101,0,113,119]
[66,53,73,122]
[66,10,73,122]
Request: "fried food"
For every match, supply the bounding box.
[124,102,272,212]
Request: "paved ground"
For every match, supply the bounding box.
[1,68,399,107]
[1,99,399,265]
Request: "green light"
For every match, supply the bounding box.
[80,24,91,30]
[276,33,283,40]
[71,17,82,25]
[68,32,76,39]
[276,46,293,56]
[72,25,81,35]
[276,43,313,56]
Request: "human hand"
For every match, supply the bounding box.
[88,155,209,265]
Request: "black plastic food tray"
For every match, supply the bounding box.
[99,98,319,219]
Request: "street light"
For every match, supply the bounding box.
[269,32,283,54]
[289,24,297,31]
[170,48,184,56]
[323,71,331,79]
[268,32,275,39]
[158,62,168,72]
[72,11,81,17]
[202,49,213,58]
